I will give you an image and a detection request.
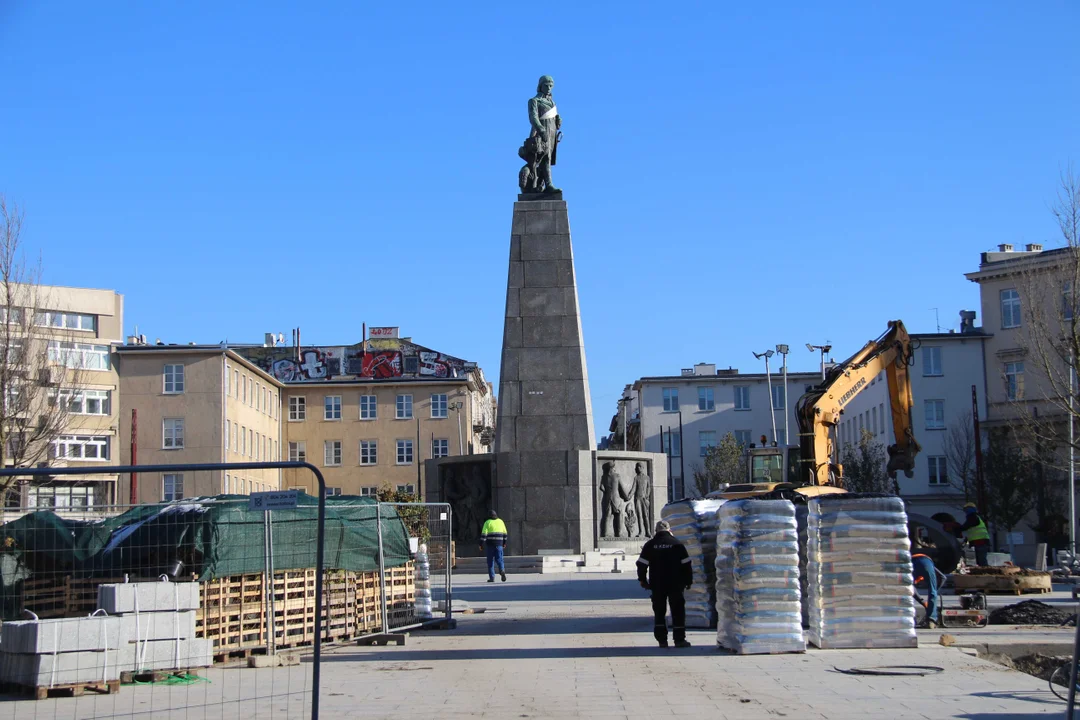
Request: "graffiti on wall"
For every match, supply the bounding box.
[238,339,472,383]
[361,350,402,379]
[419,351,464,378]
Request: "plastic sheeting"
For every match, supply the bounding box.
[660,499,725,628]
[715,499,805,654]
[806,494,917,649]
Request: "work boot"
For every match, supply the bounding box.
[487,577,495,583]
[500,571,507,582]
[658,640,669,648]
[674,640,692,648]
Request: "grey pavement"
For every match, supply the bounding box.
[1,572,1072,719]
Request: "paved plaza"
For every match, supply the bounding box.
[4,572,1073,719]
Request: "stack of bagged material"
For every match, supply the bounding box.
[98,581,212,672]
[661,499,725,627]
[415,543,433,621]
[806,494,917,649]
[0,614,122,689]
[715,499,805,654]
[795,504,810,629]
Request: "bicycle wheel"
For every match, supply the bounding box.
[1049,663,1078,702]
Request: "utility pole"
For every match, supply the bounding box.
[451,401,465,454]
[776,344,790,480]
[1070,351,1076,563]
[753,350,778,445]
[129,409,138,505]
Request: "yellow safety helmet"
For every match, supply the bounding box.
[963,502,977,510]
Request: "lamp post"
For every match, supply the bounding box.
[806,343,832,382]
[450,401,465,455]
[776,344,790,481]
[753,350,778,446]
[617,396,631,451]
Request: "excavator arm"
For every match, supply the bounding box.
[795,320,921,487]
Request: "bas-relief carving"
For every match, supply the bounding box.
[598,460,654,539]
[440,461,492,547]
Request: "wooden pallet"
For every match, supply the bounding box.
[951,572,1053,595]
[0,679,120,700]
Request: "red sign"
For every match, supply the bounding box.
[368,326,399,339]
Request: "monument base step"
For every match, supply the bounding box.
[452,552,634,575]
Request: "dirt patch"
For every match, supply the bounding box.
[989,600,1074,625]
[1011,653,1071,681]
[965,567,1050,577]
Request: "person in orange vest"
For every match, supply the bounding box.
[911,553,939,629]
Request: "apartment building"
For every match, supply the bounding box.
[115,344,283,502]
[4,285,124,510]
[838,316,990,519]
[632,363,824,500]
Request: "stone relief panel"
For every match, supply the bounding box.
[596,458,654,540]
[439,460,493,551]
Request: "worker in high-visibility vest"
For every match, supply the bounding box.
[961,503,991,567]
[479,510,509,583]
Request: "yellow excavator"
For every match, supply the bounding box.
[709,320,960,570]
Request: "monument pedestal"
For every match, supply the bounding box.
[492,198,667,555]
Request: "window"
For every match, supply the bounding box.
[432,438,449,458]
[662,388,679,412]
[360,395,377,419]
[396,394,413,419]
[233,370,239,397]
[871,407,878,434]
[404,356,419,374]
[397,484,416,495]
[921,346,943,377]
[662,431,681,457]
[34,311,95,331]
[163,418,184,449]
[287,441,305,462]
[431,393,448,418]
[163,364,185,393]
[928,456,948,485]
[289,396,306,421]
[255,432,260,460]
[360,486,378,497]
[1001,289,1021,329]
[1005,361,1025,401]
[360,440,378,465]
[734,386,750,410]
[55,389,111,415]
[48,341,110,370]
[324,440,342,466]
[924,400,945,430]
[734,430,751,447]
[225,420,230,450]
[324,395,342,420]
[242,377,247,404]
[699,430,717,457]
[697,387,714,411]
[163,474,184,501]
[396,439,414,464]
[232,423,238,450]
[248,429,253,457]
[879,403,886,435]
[240,426,246,455]
[772,385,785,410]
[274,439,278,460]
[224,474,231,494]
[50,435,109,460]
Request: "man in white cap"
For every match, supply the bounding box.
[636,520,693,648]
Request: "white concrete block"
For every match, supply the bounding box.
[0,650,121,687]
[118,610,197,642]
[0,616,123,654]
[119,638,212,672]
[97,581,199,613]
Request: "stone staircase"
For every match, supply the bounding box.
[453,551,631,575]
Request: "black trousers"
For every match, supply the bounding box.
[650,588,686,643]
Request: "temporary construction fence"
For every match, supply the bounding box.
[0,462,452,720]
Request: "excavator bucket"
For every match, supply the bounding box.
[886,443,917,479]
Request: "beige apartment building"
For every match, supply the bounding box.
[3,285,123,511]
[115,344,283,503]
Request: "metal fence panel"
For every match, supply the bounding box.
[376,502,453,635]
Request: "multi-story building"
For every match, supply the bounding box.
[115,343,284,503]
[838,314,990,519]
[3,284,124,511]
[114,332,496,501]
[631,363,824,500]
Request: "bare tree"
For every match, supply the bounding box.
[693,432,746,496]
[840,428,897,494]
[943,411,977,502]
[982,430,1038,546]
[0,197,84,507]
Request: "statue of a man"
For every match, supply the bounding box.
[599,462,622,537]
[518,75,562,194]
[632,463,652,537]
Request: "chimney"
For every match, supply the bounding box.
[126,335,138,345]
[693,363,716,376]
[1026,243,1043,252]
[264,332,275,348]
[960,310,977,334]
[998,243,1013,252]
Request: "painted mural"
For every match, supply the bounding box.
[239,338,473,383]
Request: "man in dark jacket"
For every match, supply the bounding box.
[637,520,693,648]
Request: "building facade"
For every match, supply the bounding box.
[3,284,124,512]
[838,319,990,519]
[632,363,823,500]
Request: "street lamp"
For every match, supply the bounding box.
[450,401,465,455]
[775,344,790,481]
[806,343,832,382]
[753,350,778,446]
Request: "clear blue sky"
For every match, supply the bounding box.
[3,2,1079,436]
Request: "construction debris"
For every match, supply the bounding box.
[988,600,1074,626]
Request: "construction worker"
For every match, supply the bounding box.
[637,520,693,648]
[961,503,991,566]
[911,552,939,629]
[479,510,508,583]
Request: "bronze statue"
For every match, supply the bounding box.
[518,75,562,195]
[632,463,652,537]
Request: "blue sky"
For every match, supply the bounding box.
[3,2,1079,436]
